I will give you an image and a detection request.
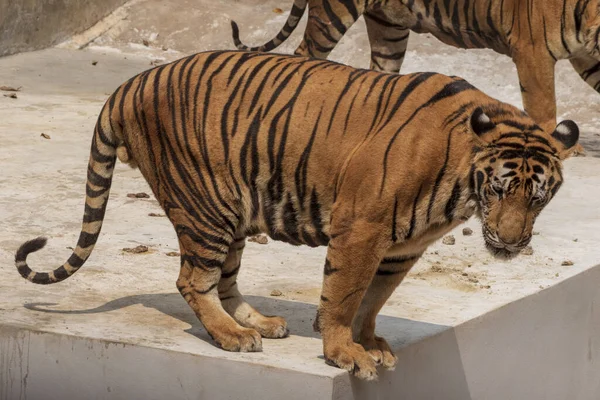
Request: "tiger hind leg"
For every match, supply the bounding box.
[364,9,409,73]
[172,211,262,352]
[218,237,289,339]
[294,1,365,59]
[568,54,600,157]
[351,253,422,370]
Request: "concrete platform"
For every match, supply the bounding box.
[1,1,599,399]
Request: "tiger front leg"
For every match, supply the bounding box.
[351,253,422,370]
[317,221,389,381]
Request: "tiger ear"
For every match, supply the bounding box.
[551,120,580,159]
[470,107,496,136]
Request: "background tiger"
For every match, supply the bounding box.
[231,0,599,155]
[14,51,578,380]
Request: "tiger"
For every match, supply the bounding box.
[231,0,598,155]
[14,50,579,380]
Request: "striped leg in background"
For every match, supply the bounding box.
[364,9,409,73]
[295,0,365,58]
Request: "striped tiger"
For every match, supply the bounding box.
[231,0,598,154]
[14,51,578,380]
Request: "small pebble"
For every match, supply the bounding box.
[166,251,180,257]
[561,260,574,266]
[573,238,578,242]
[532,231,540,236]
[148,212,165,217]
[127,192,150,199]
[555,273,559,277]
[481,285,491,289]
[521,245,534,256]
[462,272,468,276]
[40,133,51,139]
[143,39,150,46]
[270,289,283,297]
[462,227,473,236]
[91,61,98,66]
[442,235,455,245]
[123,245,149,254]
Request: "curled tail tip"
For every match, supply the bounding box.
[15,236,48,262]
[15,236,52,284]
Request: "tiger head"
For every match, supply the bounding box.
[584,2,600,58]
[468,107,579,257]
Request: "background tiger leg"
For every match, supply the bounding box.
[171,211,263,352]
[352,254,421,370]
[218,237,289,338]
[569,54,600,95]
[515,53,585,156]
[364,9,409,73]
[568,54,600,157]
[295,0,365,58]
[514,54,557,132]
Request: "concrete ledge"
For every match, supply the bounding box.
[2,265,598,400]
[0,0,127,57]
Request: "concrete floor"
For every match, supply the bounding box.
[1,0,599,399]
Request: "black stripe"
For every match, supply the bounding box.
[221,264,241,279]
[444,179,462,221]
[391,195,399,242]
[428,129,454,223]
[381,255,419,264]
[371,50,407,60]
[195,283,218,295]
[323,0,349,35]
[407,185,422,239]
[324,259,339,275]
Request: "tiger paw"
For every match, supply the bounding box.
[252,315,289,339]
[362,336,398,370]
[324,342,378,381]
[212,326,263,352]
[569,143,587,157]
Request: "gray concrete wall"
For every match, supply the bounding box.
[0,0,128,57]
[0,326,338,400]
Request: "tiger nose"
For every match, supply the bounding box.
[497,218,525,246]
